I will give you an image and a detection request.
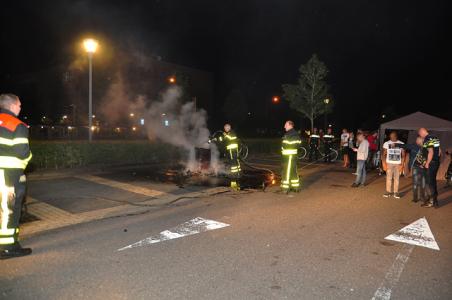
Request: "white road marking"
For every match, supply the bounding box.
[117,217,230,251]
[372,217,439,299]
[384,217,439,250]
[372,244,414,300]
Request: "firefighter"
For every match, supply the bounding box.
[323,127,335,163]
[308,127,320,162]
[0,94,32,259]
[281,120,301,192]
[210,123,241,178]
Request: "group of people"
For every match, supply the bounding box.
[383,129,441,208]
[340,129,379,170]
[346,128,441,208]
[307,127,335,163]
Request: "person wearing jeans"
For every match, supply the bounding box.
[418,128,442,208]
[351,133,369,187]
[400,137,427,203]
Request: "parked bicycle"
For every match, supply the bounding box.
[297,145,338,162]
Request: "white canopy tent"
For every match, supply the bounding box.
[379,112,452,179]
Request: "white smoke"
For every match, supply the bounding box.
[137,86,223,173]
[101,79,224,174]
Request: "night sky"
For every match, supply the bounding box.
[1,0,451,132]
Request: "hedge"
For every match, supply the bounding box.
[29,141,182,170]
[28,138,306,170]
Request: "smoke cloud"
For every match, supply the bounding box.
[99,73,224,174]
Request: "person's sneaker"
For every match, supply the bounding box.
[383,192,392,198]
[393,193,401,199]
[351,183,359,188]
[352,172,358,175]
[0,247,32,260]
[421,201,434,208]
[411,198,419,203]
[359,183,366,187]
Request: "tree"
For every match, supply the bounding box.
[222,89,249,126]
[282,54,332,131]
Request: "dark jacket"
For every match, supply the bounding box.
[400,144,424,170]
[282,128,302,152]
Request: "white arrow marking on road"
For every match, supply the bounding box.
[372,217,439,300]
[384,217,439,250]
[117,217,230,251]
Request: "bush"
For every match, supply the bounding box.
[29,141,181,170]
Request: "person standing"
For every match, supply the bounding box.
[348,132,356,170]
[418,128,441,207]
[382,131,405,199]
[366,131,378,169]
[351,133,369,187]
[222,124,241,178]
[0,94,32,259]
[340,129,350,167]
[401,137,427,203]
[308,127,320,162]
[323,127,335,163]
[281,121,302,192]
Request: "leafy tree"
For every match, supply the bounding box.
[282,54,332,131]
[222,89,249,126]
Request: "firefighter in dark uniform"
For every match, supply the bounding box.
[281,120,301,192]
[210,123,241,180]
[323,127,335,163]
[418,128,441,208]
[222,124,241,178]
[308,127,320,162]
[0,94,32,259]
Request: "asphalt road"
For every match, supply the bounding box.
[1,161,452,300]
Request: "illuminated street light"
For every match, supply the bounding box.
[62,115,68,120]
[168,76,176,84]
[132,126,137,131]
[272,96,280,103]
[382,114,386,119]
[83,39,98,54]
[83,38,99,142]
[129,113,135,117]
[324,98,330,130]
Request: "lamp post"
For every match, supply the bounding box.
[323,98,330,130]
[83,38,98,142]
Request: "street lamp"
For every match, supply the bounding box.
[168,76,176,84]
[323,98,330,130]
[272,96,280,104]
[83,38,98,142]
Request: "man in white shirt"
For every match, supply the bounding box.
[382,131,405,198]
[340,128,350,167]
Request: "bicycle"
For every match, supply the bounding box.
[297,145,338,162]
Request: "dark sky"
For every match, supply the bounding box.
[1,0,451,131]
